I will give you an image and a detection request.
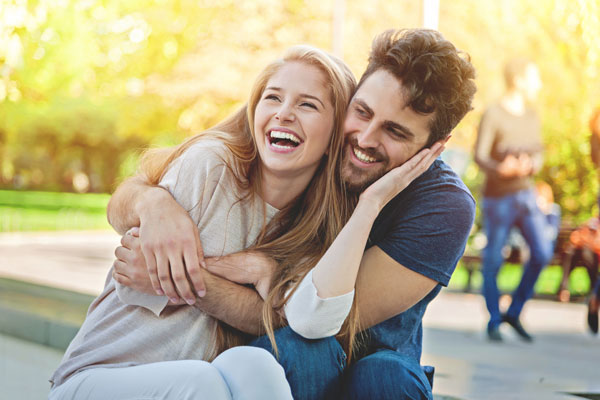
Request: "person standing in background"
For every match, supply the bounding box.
[587,107,600,334]
[474,58,553,342]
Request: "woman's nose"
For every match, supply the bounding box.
[275,103,296,123]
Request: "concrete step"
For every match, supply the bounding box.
[0,277,93,350]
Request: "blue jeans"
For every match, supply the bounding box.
[482,189,555,328]
[250,327,432,400]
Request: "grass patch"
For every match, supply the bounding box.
[0,190,111,231]
[449,262,592,296]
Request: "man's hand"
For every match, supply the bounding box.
[204,251,277,300]
[136,187,206,305]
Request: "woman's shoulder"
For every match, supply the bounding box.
[182,138,230,162]
[175,138,239,174]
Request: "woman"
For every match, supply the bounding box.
[49,45,355,400]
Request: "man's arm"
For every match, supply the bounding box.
[193,268,285,335]
[353,246,437,329]
[113,233,285,335]
[107,175,166,235]
[108,175,206,304]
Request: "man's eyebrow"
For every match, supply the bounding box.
[353,98,374,117]
[384,120,416,139]
[265,86,325,108]
[354,98,416,139]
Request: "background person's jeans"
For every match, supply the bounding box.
[482,188,555,328]
[250,327,433,400]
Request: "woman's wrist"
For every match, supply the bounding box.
[354,198,382,222]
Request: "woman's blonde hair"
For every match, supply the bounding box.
[139,45,362,360]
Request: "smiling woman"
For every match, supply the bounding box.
[49,45,358,400]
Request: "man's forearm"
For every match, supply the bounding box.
[194,269,285,336]
[107,176,166,234]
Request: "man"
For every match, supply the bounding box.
[109,29,476,399]
[474,58,551,342]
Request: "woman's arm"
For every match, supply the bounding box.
[285,142,444,338]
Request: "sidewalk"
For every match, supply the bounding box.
[1,231,599,400]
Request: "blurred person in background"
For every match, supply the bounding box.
[587,107,600,334]
[474,58,553,342]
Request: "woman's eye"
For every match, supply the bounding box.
[265,94,280,101]
[301,102,318,110]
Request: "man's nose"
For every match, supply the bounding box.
[275,103,296,123]
[356,123,380,149]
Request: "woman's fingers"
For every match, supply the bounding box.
[112,270,132,287]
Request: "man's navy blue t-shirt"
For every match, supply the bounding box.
[363,158,475,362]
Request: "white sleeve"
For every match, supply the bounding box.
[115,282,168,317]
[284,270,354,339]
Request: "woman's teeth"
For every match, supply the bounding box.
[353,147,376,163]
[269,130,301,146]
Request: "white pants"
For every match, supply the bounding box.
[49,347,293,400]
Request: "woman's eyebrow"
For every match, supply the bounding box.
[265,86,325,108]
[299,94,325,108]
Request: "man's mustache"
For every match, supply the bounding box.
[346,136,387,163]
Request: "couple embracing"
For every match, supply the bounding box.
[50,28,476,400]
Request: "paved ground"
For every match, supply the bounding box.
[1,231,599,400]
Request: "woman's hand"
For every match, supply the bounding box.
[204,251,277,300]
[359,141,445,213]
[134,187,206,305]
[113,228,156,295]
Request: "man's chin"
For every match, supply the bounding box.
[342,166,385,193]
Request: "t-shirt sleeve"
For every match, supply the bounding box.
[128,140,228,314]
[375,180,475,286]
[284,270,354,339]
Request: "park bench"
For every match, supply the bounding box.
[459,224,598,300]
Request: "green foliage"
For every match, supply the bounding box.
[0,189,110,231]
[0,0,598,226]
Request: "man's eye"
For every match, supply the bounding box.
[355,106,368,117]
[389,128,406,140]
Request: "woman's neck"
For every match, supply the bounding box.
[258,166,317,209]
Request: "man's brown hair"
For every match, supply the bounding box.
[358,29,476,147]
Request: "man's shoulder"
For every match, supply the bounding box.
[370,158,475,286]
[391,158,475,209]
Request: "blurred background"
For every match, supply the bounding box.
[2,1,600,398]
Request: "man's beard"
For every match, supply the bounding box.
[341,137,389,193]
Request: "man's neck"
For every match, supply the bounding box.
[500,90,526,116]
